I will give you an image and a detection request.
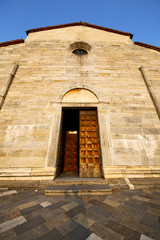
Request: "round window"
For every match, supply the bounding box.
[72,48,88,56]
[69,42,91,56]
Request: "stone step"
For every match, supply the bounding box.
[44,184,113,196]
[50,177,107,185]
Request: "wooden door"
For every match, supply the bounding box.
[63,131,78,172]
[79,110,101,177]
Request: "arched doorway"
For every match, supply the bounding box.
[57,89,102,178]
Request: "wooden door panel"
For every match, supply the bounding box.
[63,131,78,172]
[79,110,101,178]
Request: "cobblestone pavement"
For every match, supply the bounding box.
[0,188,160,240]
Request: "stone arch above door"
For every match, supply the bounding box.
[62,88,99,103]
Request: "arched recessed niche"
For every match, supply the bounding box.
[69,42,91,56]
[62,88,98,103]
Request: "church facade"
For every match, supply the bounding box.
[0,22,160,180]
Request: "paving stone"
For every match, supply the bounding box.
[103,198,120,208]
[48,201,65,210]
[24,206,52,221]
[140,234,154,240]
[89,199,102,206]
[44,213,68,231]
[92,195,106,202]
[61,201,79,211]
[138,192,155,201]
[132,195,149,202]
[65,205,86,218]
[0,214,10,224]
[86,208,109,225]
[14,216,45,235]
[124,200,147,211]
[89,204,112,218]
[37,228,63,240]
[24,205,65,221]
[89,199,115,212]
[113,190,134,199]
[2,192,39,211]
[73,213,95,228]
[140,214,160,232]
[0,207,19,217]
[105,196,125,206]
[56,219,79,236]
[119,219,154,239]
[13,224,49,240]
[75,198,90,204]
[115,205,143,224]
[106,219,141,240]
[74,198,93,208]
[80,196,92,202]
[153,230,160,240]
[150,191,160,199]
[108,212,122,223]
[0,216,26,234]
[148,207,160,218]
[18,201,38,210]
[148,198,160,206]
[47,196,73,204]
[61,225,91,240]
[0,190,17,197]
[142,201,160,210]
[85,232,103,240]
[20,204,42,215]
[13,191,40,202]
[141,212,159,222]
[40,201,52,207]
[0,228,17,240]
[1,202,18,212]
[143,190,154,195]
[42,207,65,221]
[133,194,160,207]
[89,222,124,240]
[9,211,21,220]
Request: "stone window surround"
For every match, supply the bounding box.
[69,41,91,55]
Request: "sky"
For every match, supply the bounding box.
[0,0,160,47]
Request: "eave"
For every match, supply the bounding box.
[26,21,134,39]
[0,39,24,48]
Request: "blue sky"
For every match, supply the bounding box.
[0,0,160,46]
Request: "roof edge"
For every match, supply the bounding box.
[134,41,160,52]
[26,21,133,39]
[0,39,24,48]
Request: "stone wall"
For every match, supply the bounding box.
[0,25,160,179]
